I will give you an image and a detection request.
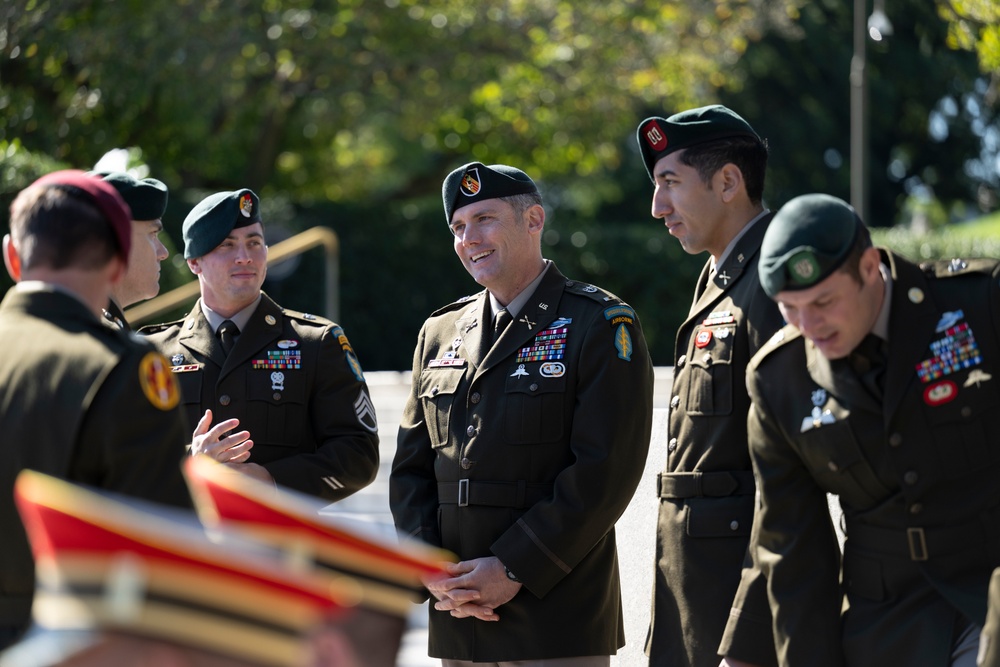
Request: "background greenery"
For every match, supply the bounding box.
[1,0,997,369]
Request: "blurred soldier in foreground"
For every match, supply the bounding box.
[141,189,379,499]
[745,194,1000,666]
[981,568,1000,667]
[1,470,367,667]
[391,162,654,665]
[0,171,190,649]
[94,171,170,330]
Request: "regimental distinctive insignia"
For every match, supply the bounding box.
[510,364,529,378]
[270,371,285,392]
[252,350,301,370]
[915,321,982,383]
[800,388,836,432]
[138,352,180,411]
[171,353,185,365]
[265,315,277,325]
[614,324,633,362]
[516,325,569,363]
[239,193,253,218]
[353,389,378,433]
[924,380,958,406]
[540,362,565,377]
[460,168,481,196]
[964,369,993,388]
[582,285,598,293]
[332,326,365,382]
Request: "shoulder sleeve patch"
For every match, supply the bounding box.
[330,325,365,382]
[138,351,180,411]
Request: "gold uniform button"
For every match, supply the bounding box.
[273,392,281,401]
[676,355,686,368]
[466,425,476,437]
[470,392,481,404]
[460,458,474,470]
[219,395,231,406]
[827,461,839,472]
[670,396,680,409]
[668,438,678,452]
[889,433,903,447]
[909,503,923,515]
[729,520,740,531]
[904,471,919,485]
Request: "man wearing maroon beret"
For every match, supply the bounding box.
[0,171,190,650]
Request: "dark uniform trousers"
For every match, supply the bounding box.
[744,251,1000,667]
[648,214,783,667]
[390,264,654,663]
[0,287,191,647]
[139,293,379,501]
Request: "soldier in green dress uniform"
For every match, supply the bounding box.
[140,189,379,501]
[390,162,654,665]
[745,193,1000,666]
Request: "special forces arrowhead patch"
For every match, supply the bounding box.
[139,352,180,411]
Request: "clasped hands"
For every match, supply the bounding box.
[189,409,274,485]
[422,556,522,622]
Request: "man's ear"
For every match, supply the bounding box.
[716,163,745,204]
[3,234,21,282]
[187,257,202,275]
[524,204,546,234]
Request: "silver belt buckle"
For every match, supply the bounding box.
[458,479,469,507]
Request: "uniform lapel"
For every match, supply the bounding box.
[218,295,283,382]
[454,295,487,370]
[179,301,227,368]
[475,267,565,380]
[806,341,882,414]
[882,251,939,421]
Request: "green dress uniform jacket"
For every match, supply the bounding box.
[390,264,654,662]
[139,293,379,501]
[648,214,782,667]
[0,286,191,645]
[746,250,1000,667]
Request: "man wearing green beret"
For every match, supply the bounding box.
[93,172,170,331]
[390,162,654,665]
[744,193,1000,666]
[139,189,380,500]
[635,105,782,667]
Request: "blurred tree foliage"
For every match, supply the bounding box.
[0,0,995,369]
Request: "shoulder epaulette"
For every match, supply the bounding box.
[563,280,622,305]
[136,318,185,335]
[920,257,1000,279]
[749,323,801,371]
[430,292,482,317]
[282,309,335,327]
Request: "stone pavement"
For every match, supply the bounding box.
[323,368,674,666]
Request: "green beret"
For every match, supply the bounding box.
[92,172,168,221]
[183,189,261,259]
[758,194,870,298]
[442,162,538,224]
[636,105,761,181]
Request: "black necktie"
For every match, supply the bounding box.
[218,319,239,355]
[850,333,887,401]
[493,309,513,343]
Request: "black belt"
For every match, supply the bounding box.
[438,480,552,508]
[657,471,756,499]
[846,520,998,562]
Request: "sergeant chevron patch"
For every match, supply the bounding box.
[354,389,378,433]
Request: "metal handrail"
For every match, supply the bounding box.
[125,226,340,326]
